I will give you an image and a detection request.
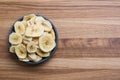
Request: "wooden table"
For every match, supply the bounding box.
[0,0,120,80]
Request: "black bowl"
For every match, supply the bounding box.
[8,14,58,65]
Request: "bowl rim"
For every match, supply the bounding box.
[8,14,58,65]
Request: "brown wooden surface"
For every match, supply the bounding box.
[1,0,120,80]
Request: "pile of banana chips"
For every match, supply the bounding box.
[9,14,56,62]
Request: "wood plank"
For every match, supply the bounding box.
[1,58,120,69]
[0,69,120,80]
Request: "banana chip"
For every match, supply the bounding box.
[15,44,27,59]
[9,33,22,45]
[14,21,25,35]
[9,46,16,53]
[36,49,50,57]
[25,25,44,37]
[35,17,52,31]
[23,14,36,21]
[34,55,42,62]
[19,57,30,62]
[28,53,37,61]
[27,41,37,53]
[39,34,56,52]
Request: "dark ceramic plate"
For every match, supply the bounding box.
[8,14,58,65]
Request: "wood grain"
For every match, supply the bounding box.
[0,0,120,80]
